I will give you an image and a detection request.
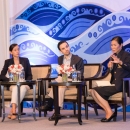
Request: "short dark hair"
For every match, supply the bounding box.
[57,41,69,50]
[111,36,123,45]
[9,43,18,51]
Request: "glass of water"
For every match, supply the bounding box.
[72,71,77,82]
[8,72,13,82]
[19,71,25,82]
[77,71,81,82]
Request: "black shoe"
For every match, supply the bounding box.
[100,118,106,122]
[37,104,53,111]
[101,112,117,122]
[48,113,61,121]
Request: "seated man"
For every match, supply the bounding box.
[40,41,84,121]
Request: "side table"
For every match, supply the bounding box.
[49,81,85,126]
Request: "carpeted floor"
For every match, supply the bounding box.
[0,108,130,130]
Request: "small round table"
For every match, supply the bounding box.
[49,81,85,126]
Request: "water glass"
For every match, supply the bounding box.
[19,71,25,82]
[72,71,77,82]
[8,72,13,82]
[77,71,81,82]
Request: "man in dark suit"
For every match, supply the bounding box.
[40,41,84,121]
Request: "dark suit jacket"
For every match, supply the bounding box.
[110,50,130,92]
[0,57,32,80]
[58,54,84,78]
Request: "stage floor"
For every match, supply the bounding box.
[0,108,130,130]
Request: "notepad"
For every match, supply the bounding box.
[95,81,114,86]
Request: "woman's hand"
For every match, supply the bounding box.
[108,61,113,69]
[111,55,123,65]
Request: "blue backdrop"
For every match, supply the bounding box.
[9,0,130,111]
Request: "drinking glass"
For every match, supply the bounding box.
[72,71,77,82]
[19,71,25,82]
[77,71,81,82]
[8,72,13,82]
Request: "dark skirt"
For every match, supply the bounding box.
[93,86,120,101]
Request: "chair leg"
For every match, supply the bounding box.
[114,104,117,121]
[123,99,126,122]
[114,104,117,114]
[44,111,47,117]
[20,101,26,115]
[93,104,98,116]
[85,103,88,119]
[38,97,42,117]
[21,101,23,113]
[39,110,41,117]
[73,102,76,115]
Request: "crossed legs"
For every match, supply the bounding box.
[90,89,113,119]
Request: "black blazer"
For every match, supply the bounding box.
[110,50,130,92]
[1,57,32,80]
[58,54,84,78]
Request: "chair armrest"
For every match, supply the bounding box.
[83,69,110,89]
[83,69,110,81]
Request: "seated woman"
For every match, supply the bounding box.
[0,43,32,120]
[90,36,130,122]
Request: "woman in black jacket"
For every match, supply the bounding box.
[90,36,130,122]
[1,43,32,120]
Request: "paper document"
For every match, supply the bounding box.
[95,81,114,86]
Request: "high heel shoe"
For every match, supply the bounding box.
[101,112,117,122]
[100,118,106,122]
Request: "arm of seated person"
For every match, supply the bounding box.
[0,75,9,81]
